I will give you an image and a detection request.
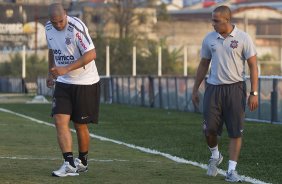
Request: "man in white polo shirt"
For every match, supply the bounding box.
[45,3,100,177]
[192,5,258,182]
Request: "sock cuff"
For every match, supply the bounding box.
[208,145,218,151]
[228,160,237,165]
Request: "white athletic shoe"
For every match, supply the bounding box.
[52,161,79,177]
[75,158,88,172]
[225,170,242,182]
[207,153,223,176]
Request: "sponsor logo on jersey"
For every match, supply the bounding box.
[55,55,75,64]
[76,32,87,50]
[52,49,75,65]
[53,49,62,55]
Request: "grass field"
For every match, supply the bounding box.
[0,99,281,183]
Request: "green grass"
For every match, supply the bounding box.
[0,103,281,183]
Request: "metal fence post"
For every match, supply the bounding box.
[122,77,124,103]
[258,78,261,119]
[175,77,179,110]
[149,76,154,107]
[141,77,145,106]
[271,79,278,123]
[128,76,131,104]
[166,77,170,108]
[158,77,163,108]
[116,78,120,104]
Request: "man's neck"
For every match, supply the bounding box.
[220,24,234,38]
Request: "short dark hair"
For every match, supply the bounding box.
[213,5,232,20]
[48,3,65,17]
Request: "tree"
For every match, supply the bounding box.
[0,53,48,81]
[107,0,138,39]
[91,0,182,76]
[157,3,171,21]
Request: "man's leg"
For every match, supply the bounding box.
[225,137,242,182]
[54,114,75,167]
[224,82,245,182]
[206,135,217,148]
[54,114,72,152]
[228,137,242,171]
[52,114,78,177]
[74,123,90,168]
[206,134,221,158]
[74,123,90,152]
[203,84,224,176]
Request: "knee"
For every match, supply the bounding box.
[203,123,218,137]
[204,129,218,137]
[74,123,88,132]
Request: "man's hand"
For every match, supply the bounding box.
[46,74,55,88]
[192,90,200,112]
[248,95,258,111]
[50,66,69,78]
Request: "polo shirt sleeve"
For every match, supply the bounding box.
[200,36,211,60]
[46,35,51,49]
[243,34,257,60]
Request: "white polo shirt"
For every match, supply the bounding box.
[45,16,100,85]
[201,25,256,85]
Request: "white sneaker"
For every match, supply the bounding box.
[225,170,242,182]
[52,161,79,177]
[75,158,88,172]
[207,153,223,176]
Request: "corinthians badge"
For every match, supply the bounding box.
[230,40,238,49]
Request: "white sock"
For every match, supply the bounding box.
[209,145,219,159]
[228,160,237,173]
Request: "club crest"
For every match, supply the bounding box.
[230,40,238,49]
[65,37,71,45]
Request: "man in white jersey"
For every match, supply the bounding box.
[45,3,100,177]
[192,6,258,182]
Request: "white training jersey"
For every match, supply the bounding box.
[45,16,100,85]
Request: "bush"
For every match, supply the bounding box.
[0,53,48,81]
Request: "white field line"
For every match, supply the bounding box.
[0,108,270,184]
[0,156,149,163]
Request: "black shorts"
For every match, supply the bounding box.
[52,81,100,124]
[202,81,246,138]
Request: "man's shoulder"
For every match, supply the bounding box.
[45,21,53,32]
[67,16,87,32]
[234,26,250,38]
[203,31,217,41]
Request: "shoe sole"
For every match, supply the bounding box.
[52,172,79,177]
[225,178,242,183]
[77,169,88,173]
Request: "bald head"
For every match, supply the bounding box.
[48,3,65,18]
[48,3,67,31]
[213,5,232,21]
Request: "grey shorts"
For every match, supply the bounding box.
[52,81,100,124]
[202,81,246,138]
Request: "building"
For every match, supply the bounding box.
[161,5,282,70]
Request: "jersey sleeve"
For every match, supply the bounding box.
[200,36,211,60]
[243,33,257,60]
[45,22,53,49]
[74,21,95,55]
[46,35,52,49]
